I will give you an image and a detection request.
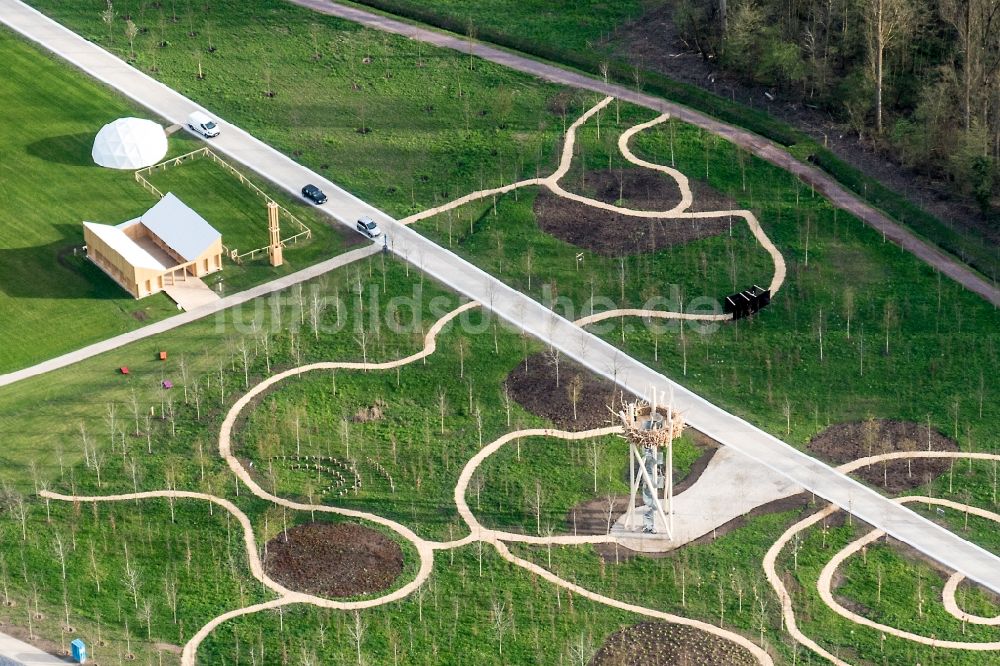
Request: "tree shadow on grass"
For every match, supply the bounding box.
[25,133,95,167]
[0,225,122,300]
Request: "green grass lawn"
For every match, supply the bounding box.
[0,251,993,664]
[0,29,354,374]
[414,102,775,321]
[413,97,999,473]
[25,0,580,220]
[338,0,1000,282]
[143,152,358,294]
[605,115,1000,463]
[0,30,182,374]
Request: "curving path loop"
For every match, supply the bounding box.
[449,423,776,665]
[400,96,786,328]
[42,303,1000,665]
[764,451,1000,664]
[41,300,776,665]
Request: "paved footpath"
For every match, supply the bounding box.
[0,632,68,664]
[3,0,1000,599]
[0,245,379,389]
[289,0,1000,309]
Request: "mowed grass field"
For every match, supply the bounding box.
[0,30,180,373]
[0,29,354,374]
[143,154,358,294]
[25,0,577,219]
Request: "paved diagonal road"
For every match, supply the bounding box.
[3,0,1000,599]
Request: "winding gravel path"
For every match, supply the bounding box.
[403,95,786,326]
[288,0,1000,308]
[764,451,1000,663]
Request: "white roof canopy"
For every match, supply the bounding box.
[92,117,168,170]
[82,221,167,271]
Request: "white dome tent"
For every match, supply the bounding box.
[91,117,168,169]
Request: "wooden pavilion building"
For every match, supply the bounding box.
[82,193,223,299]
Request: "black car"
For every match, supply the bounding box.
[301,184,327,204]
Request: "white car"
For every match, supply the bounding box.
[356,216,382,238]
[187,111,220,138]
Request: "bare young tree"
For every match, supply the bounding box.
[567,374,584,421]
[129,389,141,437]
[141,598,154,639]
[588,441,600,493]
[122,544,141,608]
[525,480,543,535]
[568,631,594,666]
[354,326,369,366]
[545,347,561,387]
[237,338,251,389]
[457,338,467,379]
[79,423,92,469]
[88,541,102,594]
[490,599,512,657]
[864,0,917,133]
[100,0,116,44]
[501,382,513,427]
[125,19,138,59]
[52,534,69,584]
[347,610,366,665]
[164,572,178,623]
[105,403,119,450]
[309,292,324,340]
[437,386,448,434]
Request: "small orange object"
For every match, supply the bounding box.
[159,351,167,360]
[120,366,129,375]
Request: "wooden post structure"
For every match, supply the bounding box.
[267,201,283,267]
[618,390,684,538]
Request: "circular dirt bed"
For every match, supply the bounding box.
[591,622,758,665]
[586,168,684,210]
[506,352,630,430]
[263,522,403,598]
[534,175,732,257]
[808,419,958,493]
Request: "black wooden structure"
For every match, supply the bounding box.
[724,285,770,319]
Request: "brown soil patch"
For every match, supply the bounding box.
[808,420,958,493]
[590,622,758,665]
[584,167,683,210]
[506,351,632,430]
[263,521,403,598]
[352,400,386,423]
[534,183,732,257]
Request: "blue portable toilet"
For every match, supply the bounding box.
[70,638,87,663]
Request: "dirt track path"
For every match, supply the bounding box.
[39,307,1000,665]
[403,95,786,327]
[764,451,1000,664]
[287,0,1000,308]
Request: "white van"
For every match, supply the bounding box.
[187,111,220,138]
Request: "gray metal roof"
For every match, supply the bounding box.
[140,192,220,261]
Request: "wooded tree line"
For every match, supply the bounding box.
[672,0,999,210]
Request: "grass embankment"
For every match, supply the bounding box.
[0,30,350,373]
[337,0,1000,282]
[0,31,178,373]
[26,0,578,219]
